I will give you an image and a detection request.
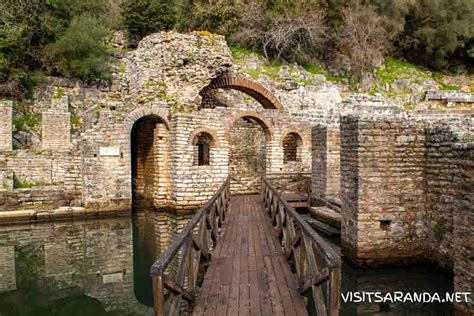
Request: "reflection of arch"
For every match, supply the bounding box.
[200,74,283,110]
[225,112,274,141]
[282,132,303,163]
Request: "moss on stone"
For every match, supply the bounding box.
[52,88,66,99]
[432,72,462,91]
[13,179,50,188]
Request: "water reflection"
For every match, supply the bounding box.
[0,216,152,316]
[0,206,454,316]
[132,201,193,307]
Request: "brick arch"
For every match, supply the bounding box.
[188,127,220,147]
[200,74,284,111]
[125,105,170,134]
[225,111,274,142]
[280,128,308,147]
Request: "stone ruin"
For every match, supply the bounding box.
[0,31,472,314]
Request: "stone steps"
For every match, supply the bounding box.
[302,215,340,237]
[309,206,341,229]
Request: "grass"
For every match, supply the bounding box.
[431,72,462,90]
[375,58,431,87]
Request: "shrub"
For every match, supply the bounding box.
[47,14,111,80]
[121,0,178,38]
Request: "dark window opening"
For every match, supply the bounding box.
[193,132,214,166]
[198,143,210,165]
[283,132,303,163]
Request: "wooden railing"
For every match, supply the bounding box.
[150,177,230,316]
[266,172,311,196]
[262,177,341,316]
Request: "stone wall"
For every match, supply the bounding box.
[452,143,473,315]
[424,126,459,268]
[0,101,12,151]
[340,116,427,265]
[311,125,340,205]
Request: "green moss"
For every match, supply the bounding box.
[70,114,80,128]
[432,72,461,90]
[375,58,430,88]
[52,88,66,99]
[302,63,325,75]
[433,219,447,240]
[13,179,50,188]
[118,63,126,73]
[13,113,40,129]
[402,101,416,111]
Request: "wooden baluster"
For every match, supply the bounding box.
[328,266,341,316]
[153,276,165,316]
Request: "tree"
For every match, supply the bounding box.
[47,14,111,80]
[121,0,178,38]
[335,1,388,73]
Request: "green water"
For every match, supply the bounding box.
[0,208,454,316]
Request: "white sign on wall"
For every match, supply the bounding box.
[99,146,121,156]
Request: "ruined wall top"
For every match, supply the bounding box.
[123,31,233,108]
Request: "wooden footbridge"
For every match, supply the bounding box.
[150,176,341,315]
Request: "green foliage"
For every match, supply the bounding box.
[48,14,111,80]
[0,0,118,97]
[13,179,49,189]
[397,0,474,70]
[433,219,447,240]
[13,114,40,130]
[302,63,326,75]
[375,58,430,87]
[121,0,178,38]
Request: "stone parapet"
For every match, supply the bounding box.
[0,100,12,151]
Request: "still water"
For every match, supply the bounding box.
[0,207,453,316]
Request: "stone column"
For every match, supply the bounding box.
[0,100,13,151]
[42,95,70,150]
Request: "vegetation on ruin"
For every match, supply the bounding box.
[0,0,472,98]
[13,179,51,189]
[13,113,40,130]
[433,219,447,240]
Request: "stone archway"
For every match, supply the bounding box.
[200,74,284,110]
[130,112,170,208]
[227,114,273,194]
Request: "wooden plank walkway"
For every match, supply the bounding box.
[193,194,308,316]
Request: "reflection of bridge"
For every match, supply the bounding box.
[151,176,341,315]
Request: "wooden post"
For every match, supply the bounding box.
[153,276,165,316]
[328,266,341,316]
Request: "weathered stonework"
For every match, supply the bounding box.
[0,101,12,151]
[340,116,428,265]
[311,125,340,206]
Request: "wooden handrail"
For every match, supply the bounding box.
[262,177,341,316]
[150,177,231,316]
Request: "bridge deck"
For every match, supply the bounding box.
[193,195,308,316]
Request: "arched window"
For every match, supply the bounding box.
[283,132,303,163]
[192,132,214,166]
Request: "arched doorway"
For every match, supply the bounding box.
[130,114,170,206]
[228,115,271,194]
